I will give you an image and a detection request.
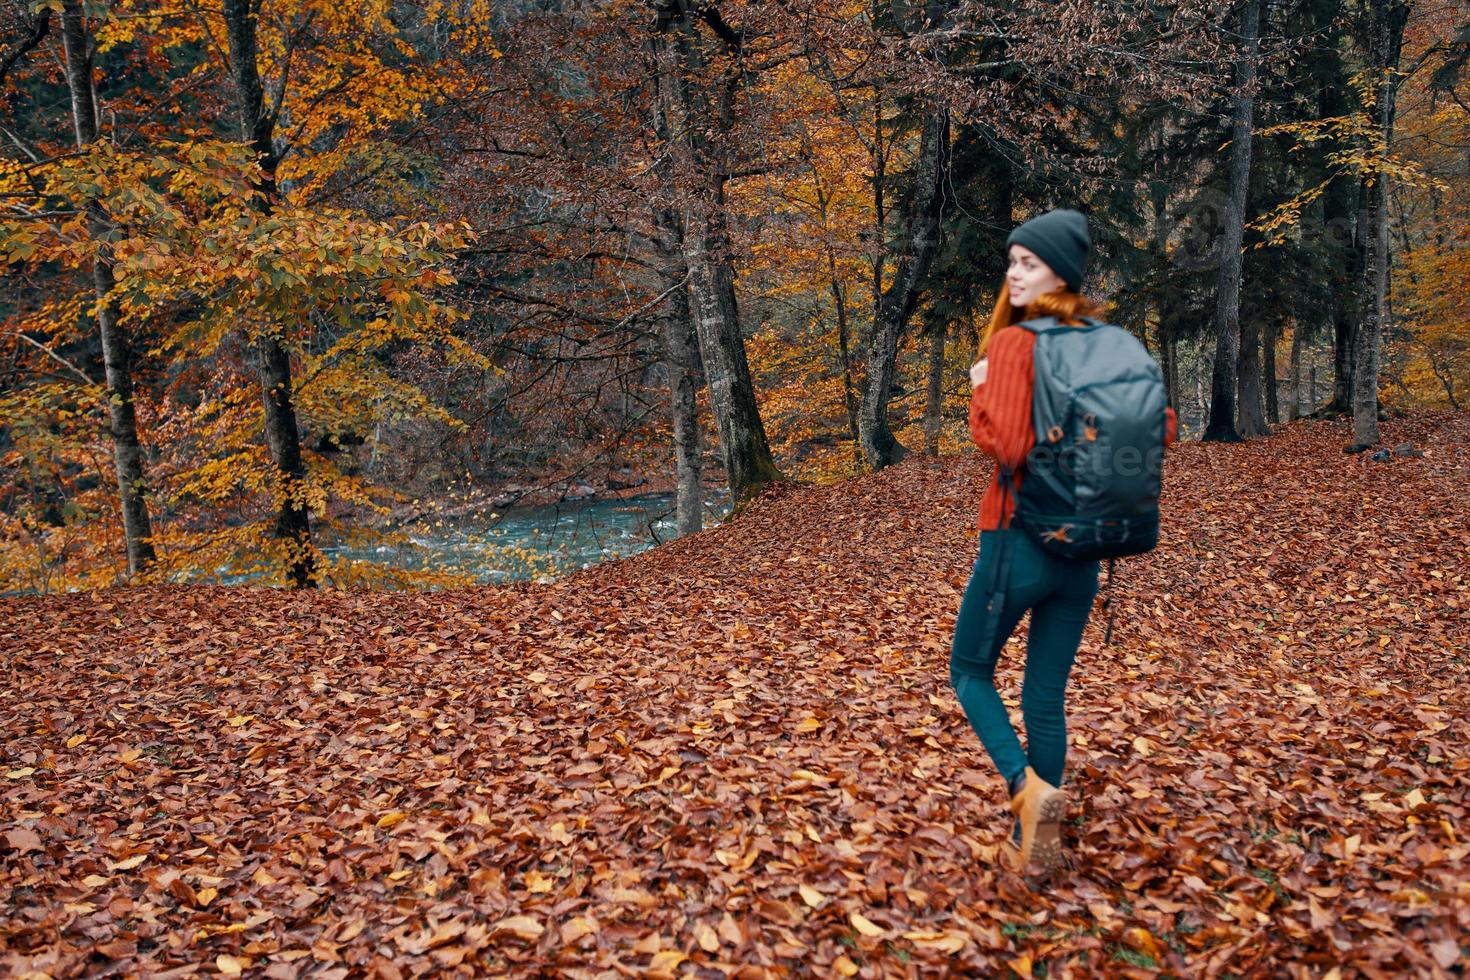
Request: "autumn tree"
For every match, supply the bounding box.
[648,0,783,506]
[57,2,157,573]
[1349,0,1411,449]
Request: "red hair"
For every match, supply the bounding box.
[977,282,1103,357]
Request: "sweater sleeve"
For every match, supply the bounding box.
[968,327,1035,471]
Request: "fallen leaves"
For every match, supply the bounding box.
[490,915,544,941]
[374,810,407,830]
[0,413,1467,975]
[848,911,886,937]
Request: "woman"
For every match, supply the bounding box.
[952,209,1177,876]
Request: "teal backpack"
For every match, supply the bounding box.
[983,316,1171,646]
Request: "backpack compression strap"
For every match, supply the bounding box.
[974,465,1021,660]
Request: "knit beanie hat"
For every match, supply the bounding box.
[1005,209,1091,293]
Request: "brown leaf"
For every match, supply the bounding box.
[4,827,42,854]
[490,915,544,941]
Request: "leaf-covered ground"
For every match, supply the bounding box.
[4,413,1469,978]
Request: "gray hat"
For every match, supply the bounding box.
[1006,209,1091,292]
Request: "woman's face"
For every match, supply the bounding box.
[1006,244,1067,308]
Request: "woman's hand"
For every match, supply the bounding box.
[969,358,989,389]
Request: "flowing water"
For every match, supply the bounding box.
[325,490,731,584]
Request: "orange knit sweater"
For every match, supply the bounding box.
[968,326,1179,531]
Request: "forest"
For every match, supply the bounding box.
[3,2,1469,975]
[0,0,1464,590]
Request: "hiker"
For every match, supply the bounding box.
[950,209,1178,876]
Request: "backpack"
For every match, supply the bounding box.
[976,316,1170,649]
[1000,316,1169,562]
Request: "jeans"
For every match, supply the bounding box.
[949,528,1100,789]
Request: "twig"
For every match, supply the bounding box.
[13,332,98,387]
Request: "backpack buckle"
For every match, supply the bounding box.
[1081,413,1099,441]
[1046,425,1064,443]
[1042,524,1074,543]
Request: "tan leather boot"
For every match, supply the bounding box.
[1009,766,1067,875]
[1000,817,1023,872]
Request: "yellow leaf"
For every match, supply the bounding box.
[66,734,87,748]
[798,884,826,908]
[1405,788,1425,809]
[849,912,885,937]
[795,716,821,733]
[118,748,141,764]
[1131,736,1152,758]
[491,915,544,940]
[196,887,218,906]
[560,916,596,944]
[633,933,662,955]
[1008,953,1034,978]
[216,954,245,975]
[905,930,969,953]
[82,874,110,887]
[1123,926,1166,961]
[833,954,860,976]
[376,811,407,830]
[227,715,252,727]
[648,951,687,976]
[5,767,35,779]
[523,870,553,894]
[694,921,720,952]
[109,854,147,871]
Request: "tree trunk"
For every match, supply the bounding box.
[651,218,705,537]
[222,0,314,586]
[1351,0,1408,448]
[1288,325,1303,420]
[650,3,780,507]
[1149,170,1180,409]
[648,45,705,537]
[1316,83,1358,415]
[1203,0,1260,443]
[831,261,862,473]
[1237,310,1268,437]
[1263,318,1279,425]
[922,321,945,455]
[811,172,862,471]
[860,107,949,470]
[663,282,704,536]
[1323,172,1361,415]
[60,2,156,578]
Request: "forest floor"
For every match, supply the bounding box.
[3,412,1468,978]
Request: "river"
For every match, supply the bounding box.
[323,490,731,585]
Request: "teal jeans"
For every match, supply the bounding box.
[949,528,1100,789]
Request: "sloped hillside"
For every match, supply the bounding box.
[3,412,1467,977]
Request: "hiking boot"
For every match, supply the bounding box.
[1010,766,1068,875]
[1000,816,1023,872]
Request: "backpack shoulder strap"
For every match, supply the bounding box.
[1015,316,1059,334]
